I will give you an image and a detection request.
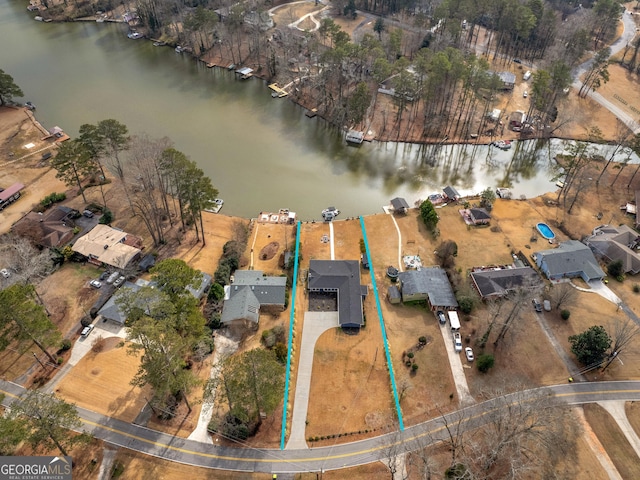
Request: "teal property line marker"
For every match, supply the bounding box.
[280,220,301,449]
[360,216,404,430]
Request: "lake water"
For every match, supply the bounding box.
[1,1,637,219]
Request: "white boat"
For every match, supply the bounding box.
[204,198,224,214]
[345,130,364,144]
[322,206,340,221]
[175,45,185,53]
[127,32,143,39]
[491,140,512,150]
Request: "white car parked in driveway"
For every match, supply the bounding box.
[465,347,474,362]
[453,332,463,352]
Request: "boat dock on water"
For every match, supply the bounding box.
[268,83,288,98]
[204,198,224,214]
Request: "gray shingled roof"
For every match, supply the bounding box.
[229,270,286,305]
[391,197,410,212]
[398,267,458,308]
[586,225,640,274]
[186,272,212,299]
[443,186,460,200]
[221,287,260,324]
[98,281,141,324]
[470,267,541,299]
[535,240,605,281]
[308,260,366,328]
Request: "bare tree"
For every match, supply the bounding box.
[547,282,577,310]
[601,317,640,372]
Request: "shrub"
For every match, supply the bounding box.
[91,336,106,353]
[60,339,72,351]
[418,336,427,345]
[407,352,414,359]
[561,309,571,320]
[607,259,624,278]
[458,296,474,314]
[274,342,287,363]
[633,284,640,293]
[476,353,495,373]
[208,283,225,301]
[57,357,64,365]
[40,192,66,208]
[411,363,419,371]
[359,238,366,254]
[99,208,113,224]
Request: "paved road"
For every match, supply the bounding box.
[3,379,640,473]
[572,11,640,133]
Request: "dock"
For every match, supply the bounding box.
[257,208,296,224]
[305,108,318,118]
[235,67,254,79]
[268,83,288,98]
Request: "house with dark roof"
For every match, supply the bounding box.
[390,197,410,215]
[221,270,287,334]
[443,186,461,202]
[398,267,458,310]
[469,208,491,225]
[470,267,541,300]
[12,206,78,248]
[585,224,640,275]
[307,260,368,329]
[533,240,605,282]
[97,281,143,324]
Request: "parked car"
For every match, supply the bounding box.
[523,90,528,98]
[89,279,102,289]
[437,310,447,325]
[453,332,463,352]
[82,210,94,218]
[532,298,543,312]
[360,253,369,270]
[0,268,10,279]
[81,324,94,337]
[465,347,474,362]
[106,271,120,284]
[113,275,126,288]
[99,271,110,281]
[523,70,532,81]
[543,299,551,311]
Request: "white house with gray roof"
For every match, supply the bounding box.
[533,240,605,282]
[221,270,287,333]
[585,224,640,275]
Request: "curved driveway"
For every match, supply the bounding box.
[3,379,640,474]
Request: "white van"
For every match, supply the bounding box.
[523,70,532,81]
[448,311,461,331]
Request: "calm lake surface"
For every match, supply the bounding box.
[1,1,636,219]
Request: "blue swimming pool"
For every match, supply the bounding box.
[536,222,555,240]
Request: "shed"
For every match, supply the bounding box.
[390,197,410,214]
[387,285,402,304]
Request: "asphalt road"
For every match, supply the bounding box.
[3,379,640,474]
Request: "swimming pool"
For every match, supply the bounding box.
[536,222,555,240]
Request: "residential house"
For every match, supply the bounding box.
[468,208,491,225]
[0,183,25,210]
[97,281,143,324]
[398,267,458,310]
[533,240,605,282]
[221,270,287,334]
[186,272,212,300]
[470,266,541,300]
[12,206,78,248]
[495,71,516,90]
[72,224,142,270]
[390,197,410,215]
[307,260,368,330]
[585,224,640,275]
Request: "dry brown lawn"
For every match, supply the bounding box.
[54,339,149,423]
[625,401,640,438]
[583,403,640,479]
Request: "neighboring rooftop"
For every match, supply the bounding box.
[533,240,605,282]
[586,224,640,275]
[72,224,141,269]
[470,266,541,300]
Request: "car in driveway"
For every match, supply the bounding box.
[106,271,120,284]
[532,298,543,312]
[89,279,102,289]
[523,90,528,98]
[465,347,474,362]
[453,332,463,352]
[99,271,110,281]
[437,310,447,325]
[113,275,126,288]
[81,324,94,337]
